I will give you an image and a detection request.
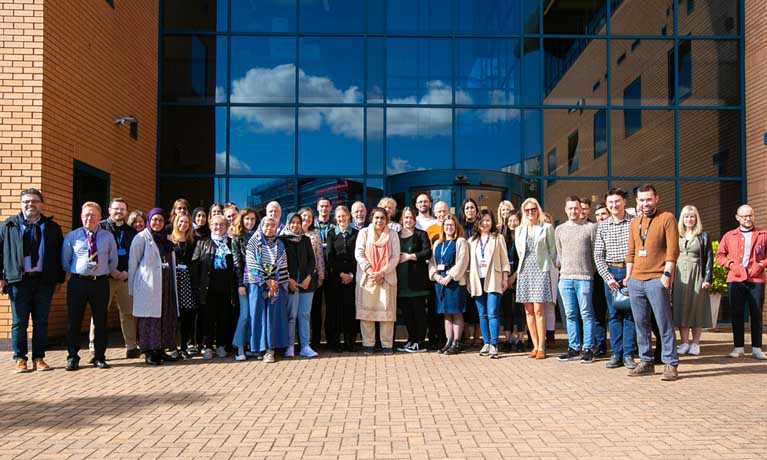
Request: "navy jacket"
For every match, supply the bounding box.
[0,214,65,285]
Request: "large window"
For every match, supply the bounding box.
[623,77,642,138]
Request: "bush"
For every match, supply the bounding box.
[710,241,728,295]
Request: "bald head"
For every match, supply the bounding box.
[736,204,755,230]
[434,201,449,223]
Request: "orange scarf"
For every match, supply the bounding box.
[364,226,390,273]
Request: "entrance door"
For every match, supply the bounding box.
[72,161,110,230]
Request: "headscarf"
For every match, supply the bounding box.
[279,213,304,243]
[365,224,391,273]
[191,207,207,230]
[246,216,289,285]
[146,208,175,255]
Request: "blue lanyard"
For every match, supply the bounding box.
[316,221,331,243]
[478,235,489,259]
[438,240,454,264]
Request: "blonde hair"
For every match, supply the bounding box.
[678,205,703,236]
[81,201,102,214]
[497,200,515,226]
[171,214,194,243]
[437,214,464,243]
[209,214,227,227]
[520,198,545,226]
[377,196,397,210]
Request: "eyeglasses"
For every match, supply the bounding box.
[523,208,538,214]
[22,200,41,205]
[737,214,754,219]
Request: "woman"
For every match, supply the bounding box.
[429,215,470,355]
[468,210,511,359]
[673,205,712,356]
[165,198,190,233]
[209,203,224,218]
[191,214,237,360]
[128,210,146,233]
[170,213,197,359]
[326,206,359,352]
[460,198,481,347]
[128,208,179,365]
[280,213,318,358]
[355,207,401,355]
[500,212,522,352]
[378,197,402,232]
[231,207,259,361]
[192,207,210,240]
[515,198,557,359]
[299,207,326,348]
[224,204,239,238]
[246,216,290,363]
[396,207,433,353]
[496,200,516,235]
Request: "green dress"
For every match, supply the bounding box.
[672,236,711,328]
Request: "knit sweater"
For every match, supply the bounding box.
[554,220,597,280]
[626,210,680,280]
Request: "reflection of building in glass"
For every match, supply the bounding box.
[244,178,364,217]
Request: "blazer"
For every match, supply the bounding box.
[428,237,470,286]
[280,235,317,293]
[128,229,179,318]
[398,228,433,292]
[327,227,359,281]
[514,223,556,273]
[468,233,511,297]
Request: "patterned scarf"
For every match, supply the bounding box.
[246,217,289,284]
[211,234,231,270]
[18,213,41,267]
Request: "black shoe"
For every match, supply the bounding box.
[93,359,110,369]
[445,341,462,355]
[605,355,623,368]
[363,346,374,355]
[126,348,142,359]
[145,351,163,366]
[594,347,608,358]
[501,341,513,353]
[65,357,80,371]
[515,340,525,353]
[437,340,453,354]
[581,349,594,364]
[382,348,394,355]
[558,348,581,362]
[160,351,180,362]
[345,343,356,353]
[179,350,192,360]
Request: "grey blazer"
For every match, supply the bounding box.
[514,223,557,273]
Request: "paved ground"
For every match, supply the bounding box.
[2,329,767,460]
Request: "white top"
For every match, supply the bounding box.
[742,230,753,268]
[416,215,438,232]
[474,235,490,279]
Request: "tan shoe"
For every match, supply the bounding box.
[661,364,678,381]
[33,358,51,371]
[14,358,28,373]
[535,350,547,359]
[628,361,655,377]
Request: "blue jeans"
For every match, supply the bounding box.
[627,277,678,366]
[604,266,636,358]
[287,291,314,348]
[474,287,501,345]
[558,279,595,351]
[9,279,54,360]
[232,290,251,348]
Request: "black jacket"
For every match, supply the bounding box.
[173,240,196,268]
[0,214,65,285]
[231,231,255,288]
[191,237,237,303]
[696,231,713,284]
[399,228,433,292]
[327,227,358,282]
[99,218,137,272]
[280,235,317,293]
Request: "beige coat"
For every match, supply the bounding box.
[468,234,511,297]
[354,226,401,322]
[514,223,556,272]
[428,237,470,286]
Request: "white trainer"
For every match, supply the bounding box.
[676,343,690,355]
[397,342,412,352]
[234,354,246,361]
[688,343,700,356]
[728,347,744,358]
[752,347,767,360]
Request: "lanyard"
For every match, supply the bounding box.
[116,228,124,248]
[316,221,331,243]
[478,235,489,259]
[439,240,454,264]
[638,216,654,249]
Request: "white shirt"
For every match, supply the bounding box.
[475,236,490,279]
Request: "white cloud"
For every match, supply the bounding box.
[216,151,252,174]
[387,156,426,175]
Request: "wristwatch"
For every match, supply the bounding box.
[662,271,671,277]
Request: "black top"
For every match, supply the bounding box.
[173,239,196,267]
[191,237,237,303]
[98,218,137,272]
[398,228,433,292]
[194,225,211,241]
[231,230,254,288]
[280,235,317,293]
[327,227,358,281]
[0,214,65,285]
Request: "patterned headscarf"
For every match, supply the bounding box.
[246,216,289,285]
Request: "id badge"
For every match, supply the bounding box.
[161,262,170,269]
[117,248,127,256]
[638,249,648,257]
[177,263,187,270]
[479,261,489,270]
[437,264,446,271]
[87,261,97,271]
[322,242,328,249]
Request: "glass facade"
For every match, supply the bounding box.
[159,0,744,237]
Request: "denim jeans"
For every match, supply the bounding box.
[9,279,54,360]
[558,279,595,351]
[232,290,251,348]
[474,286,501,345]
[287,291,314,348]
[604,266,636,358]
[728,281,765,348]
[627,277,678,365]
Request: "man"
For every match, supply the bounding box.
[579,197,593,222]
[62,202,119,371]
[311,197,335,350]
[555,196,598,363]
[351,201,367,229]
[90,197,139,359]
[428,201,449,243]
[378,197,401,232]
[625,185,680,381]
[265,201,283,231]
[590,202,610,357]
[715,205,767,359]
[0,188,65,373]
[594,189,637,369]
[414,196,447,349]
[414,193,439,238]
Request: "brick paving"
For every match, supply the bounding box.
[1,330,767,460]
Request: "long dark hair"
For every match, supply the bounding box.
[459,197,479,226]
[470,209,498,241]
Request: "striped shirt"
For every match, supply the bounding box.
[593,213,635,283]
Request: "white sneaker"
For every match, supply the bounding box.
[263,350,275,363]
[479,344,490,356]
[284,346,294,358]
[752,347,767,360]
[688,343,700,355]
[397,342,412,352]
[488,344,499,359]
[676,343,690,355]
[728,347,744,358]
[234,354,246,361]
[299,346,318,358]
[202,348,214,360]
[216,346,227,358]
[405,342,427,353]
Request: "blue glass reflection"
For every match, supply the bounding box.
[522,38,543,105]
[387,38,452,104]
[456,0,521,35]
[387,0,451,34]
[230,178,297,216]
[298,107,363,175]
[386,108,452,174]
[299,178,364,210]
[299,0,364,33]
[366,108,384,175]
[162,36,227,103]
[299,37,363,103]
[455,109,521,170]
[231,0,296,32]
[523,109,542,175]
[456,39,521,105]
[230,37,296,103]
[229,107,295,174]
[367,38,385,103]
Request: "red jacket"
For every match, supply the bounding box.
[715,227,767,283]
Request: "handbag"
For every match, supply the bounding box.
[612,287,632,311]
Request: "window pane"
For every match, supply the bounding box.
[679,181,741,240]
[365,178,384,212]
[456,109,521,171]
[679,110,741,177]
[387,0,451,34]
[163,0,227,32]
[160,107,226,175]
[299,0,364,33]
[543,0,607,35]
[611,109,674,177]
[230,37,296,103]
[298,108,363,175]
[456,0,521,35]
[542,180,609,223]
[523,0,540,34]
[522,38,543,106]
[680,40,740,106]
[544,38,606,106]
[386,108,452,174]
[367,108,384,175]
[231,0,296,33]
[593,108,607,158]
[678,0,739,35]
[298,178,364,210]
[299,37,363,103]
[523,109,542,176]
[367,38,385,103]
[229,107,295,174]
[611,180,676,215]
[229,178,297,216]
[367,0,385,33]
[543,109,608,176]
[158,177,225,212]
[456,39,521,106]
[610,39,673,106]
[162,36,227,103]
[610,0,672,36]
[387,38,452,104]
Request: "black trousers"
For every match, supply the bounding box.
[426,295,445,346]
[593,276,608,351]
[325,280,358,348]
[201,290,233,349]
[66,276,109,361]
[399,296,427,345]
[729,281,765,348]
[179,309,197,351]
[311,283,327,348]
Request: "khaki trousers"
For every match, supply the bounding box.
[89,278,137,350]
[360,320,394,348]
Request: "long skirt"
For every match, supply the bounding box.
[137,267,178,350]
[250,283,289,352]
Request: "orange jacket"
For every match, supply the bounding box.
[715,227,767,283]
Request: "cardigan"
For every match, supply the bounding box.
[428,237,470,286]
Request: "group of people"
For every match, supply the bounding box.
[1,186,765,382]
